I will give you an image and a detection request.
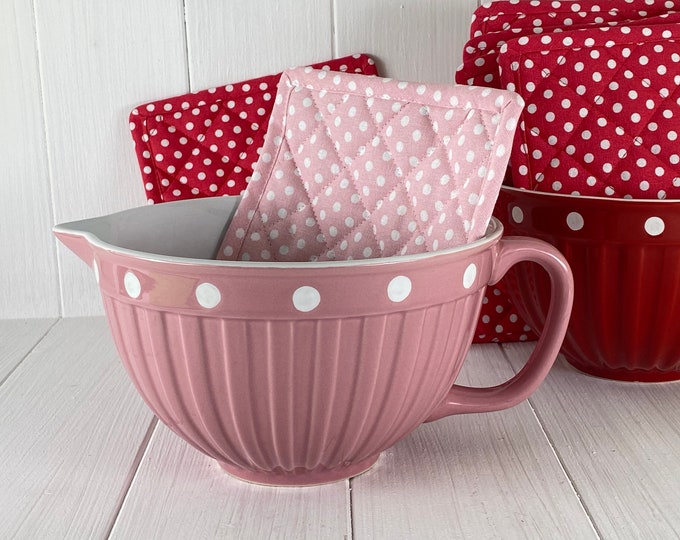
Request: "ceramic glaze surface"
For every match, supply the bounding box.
[498,186,680,382]
[54,197,573,486]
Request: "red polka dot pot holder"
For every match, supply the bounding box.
[476,285,535,343]
[129,54,378,204]
[217,68,524,263]
[468,0,680,39]
[458,6,680,88]
[499,23,680,198]
[459,1,680,342]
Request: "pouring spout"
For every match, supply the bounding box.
[52,197,242,266]
[53,228,95,267]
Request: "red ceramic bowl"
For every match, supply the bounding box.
[497,186,680,382]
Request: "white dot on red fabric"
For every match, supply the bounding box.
[498,23,680,199]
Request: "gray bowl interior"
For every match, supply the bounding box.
[56,196,241,260]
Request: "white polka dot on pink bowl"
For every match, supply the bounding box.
[498,23,680,199]
[217,68,524,262]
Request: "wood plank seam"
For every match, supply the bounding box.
[180,0,194,91]
[0,318,59,389]
[526,398,603,540]
[499,344,603,539]
[330,0,337,59]
[104,416,160,538]
[30,0,63,318]
[32,0,75,319]
[347,478,354,540]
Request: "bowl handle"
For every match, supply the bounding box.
[426,237,574,421]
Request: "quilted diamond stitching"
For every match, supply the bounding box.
[310,100,454,254]
[458,11,680,90]
[526,52,679,193]
[143,101,261,197]
[129,55,378,203]
[299,94,474,258]
[500,24,680,198]
[218,68,523,262]
[266,101,476,255]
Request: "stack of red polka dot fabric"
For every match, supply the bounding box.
[129,55,378,204]
[457,0,680,88]
[457,0,680,342]
[499,23,680,198]
[462,0,680,198]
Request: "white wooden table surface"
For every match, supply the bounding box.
[2,317,680,539]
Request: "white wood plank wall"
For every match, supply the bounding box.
[1,0,478,318]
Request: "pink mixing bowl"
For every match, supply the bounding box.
[497,186,680,382]
[54,197,573,486]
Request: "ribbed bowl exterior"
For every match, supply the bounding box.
[102,294,480,483]
[498,187,680,382]
[92,233,496,485]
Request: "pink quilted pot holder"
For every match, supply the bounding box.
[129,54,378,204]
[469,0,680,39]
[217,68,523,262]
[498,23,680,198]
[458,11,680,88]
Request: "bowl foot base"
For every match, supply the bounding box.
[218,453,380,487]
[566,358,680,383]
